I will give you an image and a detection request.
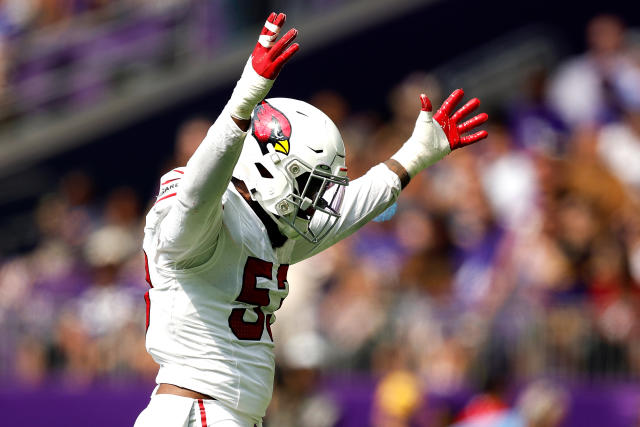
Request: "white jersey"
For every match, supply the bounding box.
[142,109,401,419]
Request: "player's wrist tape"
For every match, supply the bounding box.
[228,59,274,120]
[391,110,451,177]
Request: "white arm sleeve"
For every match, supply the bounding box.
[155,108,247,268]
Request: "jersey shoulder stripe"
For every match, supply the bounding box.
[155,192,177,204]
[161,178,181,185]
[154,168,185,206]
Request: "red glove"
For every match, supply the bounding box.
[430,89,488,150]
[391,89,489,178]
[251,12,299,79]
[228,12,299,120]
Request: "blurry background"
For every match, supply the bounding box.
[1,0,640,426]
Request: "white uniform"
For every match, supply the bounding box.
[139,109,401,424]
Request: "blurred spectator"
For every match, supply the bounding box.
[174,117,214,166]
[0,0,38,35]
[267,332,340,427]
[597,92,640,192]
[371,369,424,427]
[451,379,569,427]
[509,69,569,156]
[319,264,389,368]
[78,225,138,337]
[480,121,539,230]
[515,380,569,427]
[454,339,512,424]
[547,14,640,127]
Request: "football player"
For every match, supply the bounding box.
[135,11,488,427]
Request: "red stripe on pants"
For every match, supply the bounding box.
[197,399,207,427]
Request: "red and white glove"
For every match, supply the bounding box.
[228,12,299,120]
[391,89,488,177]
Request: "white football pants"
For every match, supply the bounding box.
[134,388,262,427]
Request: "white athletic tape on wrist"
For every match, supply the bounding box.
[258,34,276,48]
[391,110,451,177]
[228,59,274,120]
[264,21,280,33]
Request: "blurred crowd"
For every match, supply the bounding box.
[0,0,228,122]
[0,0,350,123]
[0,0,207,35]
[0,0,339,35]
[1,12,640,427]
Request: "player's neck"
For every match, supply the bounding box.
[231,177,288,248]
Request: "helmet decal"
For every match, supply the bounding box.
[252,100,292,155]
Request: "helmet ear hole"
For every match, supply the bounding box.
[254,162,273,178]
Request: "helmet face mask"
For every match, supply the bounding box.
[279,163,348,243]
[233,98,349,244]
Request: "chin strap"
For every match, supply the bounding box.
[231,177,288,248]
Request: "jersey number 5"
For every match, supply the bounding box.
[228,257,288,341]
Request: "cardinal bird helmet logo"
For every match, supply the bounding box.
[251,100,292,155]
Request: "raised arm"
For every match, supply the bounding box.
[299,90,488,259]
[229,12,299,130]
[156,13,299,266]
[389,89,488,187]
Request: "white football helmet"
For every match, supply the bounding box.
[232,98,349,244]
